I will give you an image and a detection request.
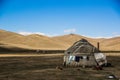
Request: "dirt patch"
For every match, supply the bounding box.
[0,54,119,80]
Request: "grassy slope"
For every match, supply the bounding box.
[52,34,104,50]
[0,29,120,51]
[0,30,66,50]
[52,34,120,51]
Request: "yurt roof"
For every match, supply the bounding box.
[65,39,99,55]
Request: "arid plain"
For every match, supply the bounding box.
[0,29,120,80]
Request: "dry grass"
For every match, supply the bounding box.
[0,53,119,80]
[0,53,63,57]
[1,29,120,51]
[53,34,120,51]
[0,30,66,50]
[105,53,120,56]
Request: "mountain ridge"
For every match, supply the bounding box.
[0,29,120,51]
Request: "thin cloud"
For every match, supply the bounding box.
[18,31,45,36]
[64,28,76,33]
[112,32,120,36]
[82,35,120,39]
[18,31,58,37]
[82,34,113,39]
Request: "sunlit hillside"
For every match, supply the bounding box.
[0,29,120,51]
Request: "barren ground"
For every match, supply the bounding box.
[0,53,119,80]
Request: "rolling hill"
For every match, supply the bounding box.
[0,29,120,51]
[52,34,105,49]
[0,30,66,50]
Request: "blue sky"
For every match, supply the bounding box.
[0,0,120,37]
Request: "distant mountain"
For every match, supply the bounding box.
[99,37,120,51]
[25,34,67,50]
[52,34,105,49]
[0,29,120,51]
[0,30,66,50]
[52,34,85,45]
[52,34,120,51]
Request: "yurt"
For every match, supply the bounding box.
[63,39,107,68]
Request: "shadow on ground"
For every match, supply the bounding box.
[0,54,119,80]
